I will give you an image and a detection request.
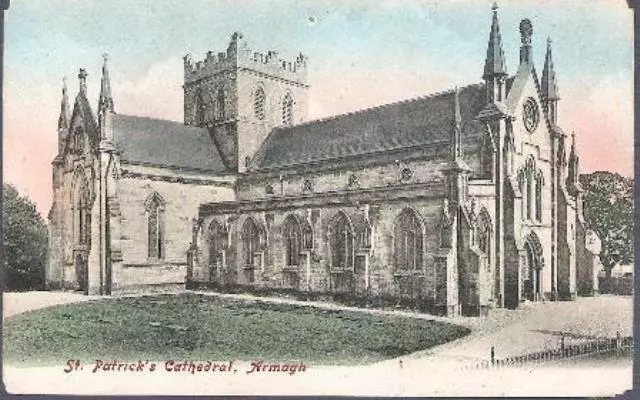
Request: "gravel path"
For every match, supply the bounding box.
[2,291,632,396]
[3,291,97,318]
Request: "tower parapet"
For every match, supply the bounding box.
[184,32,308,86]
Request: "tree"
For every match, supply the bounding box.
[2,184,48,291]
[579,171,633,277]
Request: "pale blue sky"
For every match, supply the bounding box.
[3,0,633,215]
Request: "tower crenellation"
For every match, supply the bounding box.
[183,31,309,172]
[184,32,308,86]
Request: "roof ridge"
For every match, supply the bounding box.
[280,82,484,131]
[114,113,194,127]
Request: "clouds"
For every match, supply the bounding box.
[3,0,633,217]
[562,73,633,176]
[116,57,184,122]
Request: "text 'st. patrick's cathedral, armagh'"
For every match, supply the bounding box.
[47,5,603,316]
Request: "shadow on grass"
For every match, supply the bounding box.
[4,293,470,367]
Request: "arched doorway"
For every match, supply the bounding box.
[522,232,544,302]
[74,253,88,294]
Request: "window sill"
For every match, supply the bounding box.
[393,270,425,278]
[329,268,354,274]
[73,244,90,252]
[122,261,186,268]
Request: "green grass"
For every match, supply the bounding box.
[3,293,470,366]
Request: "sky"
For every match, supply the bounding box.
[3,0,634,217]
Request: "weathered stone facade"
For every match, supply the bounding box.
[47,59,235,295]
[47,6,601,315]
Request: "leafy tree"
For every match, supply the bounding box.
[579,171,633,277]
[2,184,48,291]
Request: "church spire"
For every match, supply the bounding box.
[567,133,582,194]
[57,77,70,130]
[542,37,560,125]
[483,3,507,80]
[453,86,462,160]
[98,53,114,113]
[78,68,88,95]
[483,3,507,104]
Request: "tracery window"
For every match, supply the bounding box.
[282,93,293,126]
[242,217,262,268]
[73,127,84,154]
[348,174,359,189]
[254,87,265,120]
[400,167,414,182]
[330,212,354,270]
[194,89,206,125]
[526,174,533,221]
[74,174,90,245]
[476,210,491,256]
[145,193,165,259]
[283,215,301,266]
[302,179,313,193]
[361,222,372,249]
[207,220,227,268]
[216,88,226,120]
[394,208,424,270]
[302,223,314,250]
[265,184,274,195]
[535,173,543,222]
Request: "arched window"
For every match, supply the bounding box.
[216,88,225,120]
[394,208,424,270]
[73,172,90,245]
[194,89,205,125]
[282,93,293,126]
[526,173,533,221]
[518,170,526,220]
[145,193,165,259]
[73,127,84,154]
[476,209,492,256]
[535,172,543,222]
[283,215,301,266]
[207,220,227,268]
[361,222,372,249]
[242,217,262,267]
[302,222,314,250]
[254,87,265,120]
[78,190,88,244]
[330,211,354,270]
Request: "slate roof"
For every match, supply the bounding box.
[113,115,228,174]
[251,83,487,171]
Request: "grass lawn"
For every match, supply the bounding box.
[4,293,470,366]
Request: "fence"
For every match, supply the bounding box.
[463,332,633,370]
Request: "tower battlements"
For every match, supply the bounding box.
[184,32,308,86]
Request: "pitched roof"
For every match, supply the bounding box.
[112,115,229,174]
[251,83,487,171]
[69,91,100,148]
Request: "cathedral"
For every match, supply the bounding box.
[47,5,602,316]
